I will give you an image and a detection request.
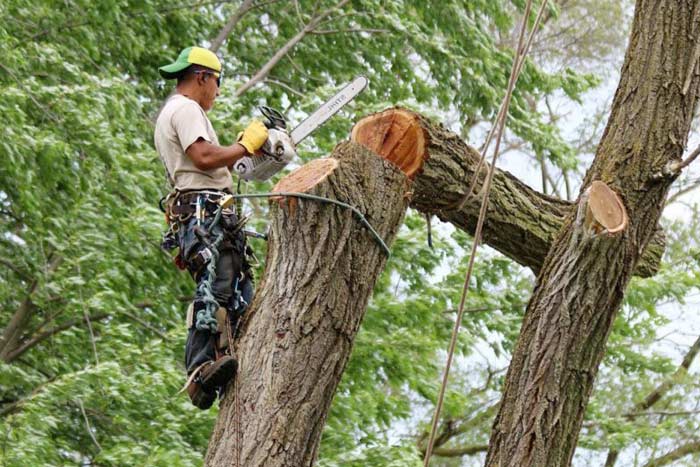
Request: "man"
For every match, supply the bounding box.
[154,46,268,409]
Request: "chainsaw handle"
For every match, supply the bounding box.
[259,106,287,130]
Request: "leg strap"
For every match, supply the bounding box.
[216,307,230,351]
[186,302,195,329]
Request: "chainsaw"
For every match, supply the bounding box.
[233,76,368,181]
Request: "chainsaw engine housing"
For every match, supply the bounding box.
[233,108,298,181]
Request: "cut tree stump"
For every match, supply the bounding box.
[204,141,412,467]
[351,107,663,277]
[583,180,629,235]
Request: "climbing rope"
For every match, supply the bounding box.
[422,0,549,464]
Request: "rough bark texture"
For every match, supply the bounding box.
[203,142,411,467]
[351,108,664,277]
[486,2,700,466]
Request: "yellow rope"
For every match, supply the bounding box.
[422,1,550,464]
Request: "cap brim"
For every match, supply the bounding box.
[159,62,190,79]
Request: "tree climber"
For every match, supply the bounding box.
[154,46,267,409]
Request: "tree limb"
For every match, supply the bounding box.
[351,108,664,278]
[309,28,389,35]
[604,335,700,466]
[0,253,63,361]
[235,0,351,96]
[3,313,110,363]
[641,441,700,467]
[0,258,32,282]
[432,444,489,457]
[210,0,256,53]
[671,142,700,173]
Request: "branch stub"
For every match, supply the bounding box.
[584,181,628,236]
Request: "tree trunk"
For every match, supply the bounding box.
[485,1,700,465]
[203,141,414,466]
[351,108,664,278]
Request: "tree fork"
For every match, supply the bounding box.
[351,108,664,278]
[203,141,417,466]
[485,1,700,465]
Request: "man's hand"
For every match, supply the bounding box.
[237,120,269,154]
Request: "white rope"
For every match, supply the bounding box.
[422,1,550,464]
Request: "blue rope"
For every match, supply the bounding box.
[194,204,227,333]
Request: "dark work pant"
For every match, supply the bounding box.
[177,213,251,374]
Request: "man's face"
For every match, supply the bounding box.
[197,70,220,112]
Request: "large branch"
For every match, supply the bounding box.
[350,108,664,277]
[641,441,700,467]
[204,142,412,466]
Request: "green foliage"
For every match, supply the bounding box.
[2,1,697,466]
[1,333,215,467]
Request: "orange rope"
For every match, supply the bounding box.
[422,1,550,464]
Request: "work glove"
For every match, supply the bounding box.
[237,120,269,154]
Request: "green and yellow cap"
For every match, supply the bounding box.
[158,46,222,79]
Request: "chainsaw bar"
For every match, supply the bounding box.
[290,76,368,145]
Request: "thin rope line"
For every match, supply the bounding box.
[422,1,549,464]
[450,0,549,212]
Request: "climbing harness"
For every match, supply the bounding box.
[422,0,549,464]
[190,194,243,333]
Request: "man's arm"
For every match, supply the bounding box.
[186,120,269,170]
[186,139,247,171]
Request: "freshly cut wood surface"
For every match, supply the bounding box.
[586,180,628,234]
[350,108,427,178]
[272,158,339,194]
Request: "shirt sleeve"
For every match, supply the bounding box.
[171,101,213,152]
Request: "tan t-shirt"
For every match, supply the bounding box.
[154,94,233,191]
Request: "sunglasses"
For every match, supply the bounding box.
[194,70,221,87]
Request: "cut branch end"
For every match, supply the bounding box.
[583,181,628,236]
[350,108,428,178]
[272,158,338,195]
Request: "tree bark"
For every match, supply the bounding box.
[351,108,664,278]
[0,253,62,362]
[485,2,700,466]
[203,142,412,466]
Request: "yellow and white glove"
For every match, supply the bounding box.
[237,120,269,154]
